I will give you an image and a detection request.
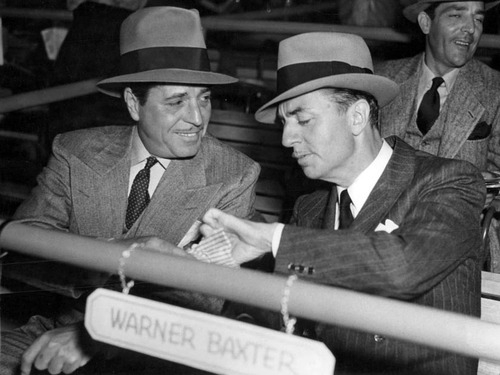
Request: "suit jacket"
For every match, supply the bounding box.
[376,54,500,172]
[6,125,260,311]
[275,137,485,375]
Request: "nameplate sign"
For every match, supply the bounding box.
[85,288,335,375]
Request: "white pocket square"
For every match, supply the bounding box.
[375,219,399,233]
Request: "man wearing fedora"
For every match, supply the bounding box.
[377,0,500,172]
[376,0,500,272]
[200,32,485,374]
[1,6,259,375]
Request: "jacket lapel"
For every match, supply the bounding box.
[439,64,485,159]
[128,146,223,245]
[321,185,338,229]
[72,127,133,238]
[352,137,415,233]
[380,55,422,139]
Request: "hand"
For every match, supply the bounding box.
[201,208,278,264]
[111,236,192,258]
[20,323,99,375]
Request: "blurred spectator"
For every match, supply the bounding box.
[67,0,146,11]
[337,0,403,27]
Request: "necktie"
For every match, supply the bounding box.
[338,189,354,229]
[125,156,158,230]
[417,76,444,135]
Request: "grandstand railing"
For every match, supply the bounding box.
[1,221,500,363]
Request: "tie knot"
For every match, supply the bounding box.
[431,77,444,90]
[144,156,158,170]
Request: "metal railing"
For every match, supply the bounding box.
[1,221,500,363]
[0,78,100,114]
[1,7,499,49]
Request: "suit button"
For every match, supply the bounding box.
[374,334,385,342]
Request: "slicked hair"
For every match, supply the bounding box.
[319,87,380,130]
[123,83,162,105]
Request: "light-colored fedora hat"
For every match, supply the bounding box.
[97,6,237,97]
[255,32,399,124]
[403,0,500,22]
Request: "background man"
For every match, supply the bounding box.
[201,32,485,374]
[376,0,500,172]
[1,7,259,375]
[376,0,500,272]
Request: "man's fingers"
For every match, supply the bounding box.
[21,335,51,375]
[199,223,217,238]
[61,355,87,374]
[44,354,64,374]
[33,341,62,373]
[202,208,224,228]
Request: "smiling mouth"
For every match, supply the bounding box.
[177,131,201,138]
[455,39,472,48]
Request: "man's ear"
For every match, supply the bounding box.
[349,99,370,136]
[417,11,431,35]
[124,87,140,121]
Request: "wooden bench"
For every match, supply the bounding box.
[208,109,297,222]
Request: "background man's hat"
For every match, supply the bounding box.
[97,7,237,97]
[255,32,399,124]
[403,0,500,22]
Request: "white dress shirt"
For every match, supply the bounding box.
[271,140,394,256]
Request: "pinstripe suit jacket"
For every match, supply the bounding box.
[276,137,485,374]
[7,125,259,310]
[376,54,500,172]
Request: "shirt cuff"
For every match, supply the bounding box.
[271,223,285,257]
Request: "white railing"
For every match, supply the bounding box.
[1,221,499,362]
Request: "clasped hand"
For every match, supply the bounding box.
[21,322,98,375]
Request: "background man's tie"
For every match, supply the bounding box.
[417,76,444,135]
[338,189,354,229]
[125,156,158,230]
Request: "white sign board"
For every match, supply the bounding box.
[85,288,335,375]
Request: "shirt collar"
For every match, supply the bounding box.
[130,126,170,170]
[420,56,460,94]
[337,140,393,216]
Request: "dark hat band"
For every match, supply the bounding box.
[277,61,373,95]
[119,46,211,75]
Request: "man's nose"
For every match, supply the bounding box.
[187,101,203,126]
[282,123,298,148]
[461,15,476,34]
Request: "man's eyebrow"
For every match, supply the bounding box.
[165,92,189,100]
[286,106,305,117]
[440,4,485,15]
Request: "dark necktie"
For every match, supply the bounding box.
[417,76,444,135]
[125,156,158,230]
[338,189,354,229]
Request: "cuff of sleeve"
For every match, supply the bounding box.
[272,223,285,257]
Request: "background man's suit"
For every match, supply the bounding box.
[246,137,484,375]
[376,54,500,172]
